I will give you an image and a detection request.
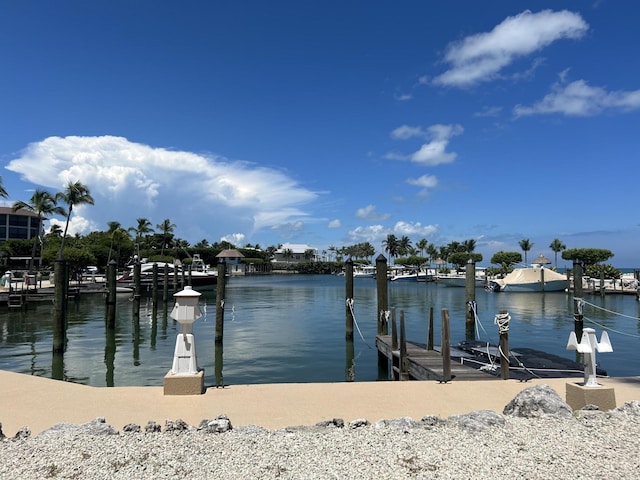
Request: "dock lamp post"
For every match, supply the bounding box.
[163,285,205,395]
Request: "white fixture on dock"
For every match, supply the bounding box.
[565,327,615,410]
[164,286,205,395]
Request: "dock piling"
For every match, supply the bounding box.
[441,308,451,382]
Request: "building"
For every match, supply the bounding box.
[272,243,318,263]
[0,207,42,242]
[216,248,245,275]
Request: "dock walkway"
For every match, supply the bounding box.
[376,335,494,382]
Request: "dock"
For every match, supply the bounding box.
[376,335,494,382]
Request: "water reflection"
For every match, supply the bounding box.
[1,275,639,386]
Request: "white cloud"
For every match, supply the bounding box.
[407,174,438,196]
[397,124,463,166]
[221,233,245,245]
[6,135,318,243]
[514,79,640,117]
[347,221,439,244]
[328,219,341,228]
[393,221,438,237]
[433,9,588,87]
[355,204,390,221]
[390,125,427,140]
[347,224,388,243]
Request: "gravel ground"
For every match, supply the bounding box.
[1,411,639,479]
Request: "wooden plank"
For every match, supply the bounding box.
[376,334,494,382]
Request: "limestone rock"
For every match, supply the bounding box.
[503,384,573,418]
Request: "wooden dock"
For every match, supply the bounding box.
[376,335,494,382]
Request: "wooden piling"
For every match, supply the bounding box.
[498,310,510,380]
[441,308,451,382]
[465,260,476,340]
[376,254,389,380]
[376,254,388,335]
[573,260,583,297]
[399,310,408,381]
[133,260,141,318]
[427,306,434,350]
[163,264,169,303]
[345,259,354,341]
[215,261,226,343]
[152,263,159,306]
[105,260,117,329]
[53,258,67,353]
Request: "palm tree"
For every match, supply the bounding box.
[518,238,534,265]
[55,181,94,259]
[106,221,130,265]
[549,238,566,269]
[12,189,65,271]
[0,175,8,199]
[416,238,428,257]
[282,248,293,263]
[128,218,154,255]
[398,236,413,257]
[382,234,398,264]
[156,218,176,257]
[462,239,477,252]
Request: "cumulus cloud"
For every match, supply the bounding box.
[355,204,390,221]
[433,9,588,87]
[388,124,463,166]
[407,174,438,196]
[347,221,438,244]
[6,135,318,242]
[221,233,245,245]
[327,219,341,228]
[514,79,640,117]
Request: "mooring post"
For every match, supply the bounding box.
[133,258,141,318]
[163,264,169,303]
[376,254,389,380]
[345,258,354,341]
[215,261,226,343]
[391,308,398,380]
[105,260,117,329]
[215,261,226,387]
[427,305,434,350]
[465,259,476,340]
[441,308,451,382]
[152,263,159,307]
[399,310,408,381]
[53,257,67,353]
[573,259,583,298]
[376,254,388,335]
[497,310,510,380]
[600,270,605,297]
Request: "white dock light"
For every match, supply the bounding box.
[164,286,205,394]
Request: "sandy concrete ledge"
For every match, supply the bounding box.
[2,369,640,437]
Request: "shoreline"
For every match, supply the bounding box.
[2,369,640,437]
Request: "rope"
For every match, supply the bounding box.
[578,297,640,321]
[582,315,640,338]
[346,298,372,349]
[494,312,510,334]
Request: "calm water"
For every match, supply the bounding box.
[1,274,639,387]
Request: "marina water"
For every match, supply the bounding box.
[1,274,639,387]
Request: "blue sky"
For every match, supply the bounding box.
[1,1,639,267]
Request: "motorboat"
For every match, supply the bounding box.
[436,268,487,287]
[488,264,568,292]
[389,267,435,282]
[353,264,376,278]
[117,254,217,290]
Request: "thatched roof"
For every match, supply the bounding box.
[216,249,244,259]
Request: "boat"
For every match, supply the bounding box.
[487,264,568,292]
[389,267,435,282]
[436,268,487,287]
[117,254,217,290]
[353,264,376,278]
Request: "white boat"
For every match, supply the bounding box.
[436,273,486,287]
[117,255,218,290]
[389,267,435,282]
[353,264,376,278]
[488,264,568,292]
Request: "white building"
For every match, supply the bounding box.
[272,243,318,263]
